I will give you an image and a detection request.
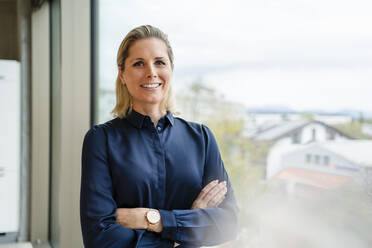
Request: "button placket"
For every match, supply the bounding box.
[153,128,167,209]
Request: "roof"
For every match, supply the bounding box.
[249,120,352,141]
[274,167,351,189]
[249,120,309,141]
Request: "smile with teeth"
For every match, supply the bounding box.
[140,83,162,88]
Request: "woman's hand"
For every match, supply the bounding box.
[191,180,227,210]
[116,208,163,233]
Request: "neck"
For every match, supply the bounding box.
[132,104,166,127]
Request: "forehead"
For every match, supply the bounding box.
[127,38,168,58]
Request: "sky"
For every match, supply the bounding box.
[97,0,372,114]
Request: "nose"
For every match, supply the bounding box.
[145,64,157,79]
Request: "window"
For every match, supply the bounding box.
[324,155,330,166]
[94,1,372,247]
[292,132,300,144]
[327,129,335,140]
[315,155,320,164]
[312,128,317,141]
[0,60,21,241]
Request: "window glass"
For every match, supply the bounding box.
[95,1,372,246]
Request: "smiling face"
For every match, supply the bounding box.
[119,38,173,112]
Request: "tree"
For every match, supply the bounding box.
[334,121,372,139]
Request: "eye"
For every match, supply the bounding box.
[133,61,144,67]
[155,60,166,66]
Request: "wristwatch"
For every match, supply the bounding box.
[145,209,160,231]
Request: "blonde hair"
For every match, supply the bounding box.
[111,25,177,118]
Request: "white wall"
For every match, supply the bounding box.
[268,144,360,178]
[301,123,328,143]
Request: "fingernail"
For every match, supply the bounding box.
[213,180,218,183]
[222,181,227,185]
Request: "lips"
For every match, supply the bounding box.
[140,83,162,88]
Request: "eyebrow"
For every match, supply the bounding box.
[130,57,166,63]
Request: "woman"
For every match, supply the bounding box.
[80,25,239,248]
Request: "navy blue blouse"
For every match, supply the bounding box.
[80,110,239,248]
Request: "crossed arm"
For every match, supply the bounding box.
[116,180,228,232]
[81,125,239,247]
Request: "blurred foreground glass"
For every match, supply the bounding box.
[94,1,372,247]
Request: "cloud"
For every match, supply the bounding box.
[96,0,372,113]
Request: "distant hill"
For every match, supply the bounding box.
[246,106,372,119]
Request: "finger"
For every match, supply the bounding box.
[192,188,225,210]
[214,195,226,207]
[209,195,225,208]
[197,180,219,200]
[202,181,226,202]
[191,198,202,209]
[207,184,227,206]
[191,181,220,209]
[192,180,225,209]
[200,183,221,201]
[208,187,227,207]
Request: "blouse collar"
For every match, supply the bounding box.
[125,109,174,129]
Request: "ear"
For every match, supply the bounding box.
[118,66,126,85]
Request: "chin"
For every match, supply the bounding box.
[142,98,164,105]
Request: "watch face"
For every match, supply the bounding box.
[147,210,160,224]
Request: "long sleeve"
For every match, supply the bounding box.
[159,125,239,246]
[80,126,137,248]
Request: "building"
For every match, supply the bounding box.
[248,120,351,145]
[362,123,372,136]
[266,140,372,192]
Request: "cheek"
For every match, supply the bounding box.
[162,70,172,84]
[163,77,171,91]
[124,80,139,95]
[124,70,143,83]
